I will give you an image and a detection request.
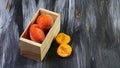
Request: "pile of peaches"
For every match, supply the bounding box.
[29,14,53,43]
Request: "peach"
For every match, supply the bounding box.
[36,14,53,30]
[29,24,45,43]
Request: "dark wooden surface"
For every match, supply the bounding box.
[0,0,120,68]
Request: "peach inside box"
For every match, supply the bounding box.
[19,8,60,61]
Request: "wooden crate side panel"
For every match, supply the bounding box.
[41,23,60,61]
[20,38,41,54]
[20,38,41,61]
[54,15,60,37]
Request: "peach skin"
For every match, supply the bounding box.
[36,14,53,30]
[29,24,45,43]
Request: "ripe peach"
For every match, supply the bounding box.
[36,14,53,30]
[29,24,45,43]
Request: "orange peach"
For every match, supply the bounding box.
[36,14,53,30]
[29,24,45,43]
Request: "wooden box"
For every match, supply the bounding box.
[19,8,60,61]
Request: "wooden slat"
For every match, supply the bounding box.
[41,23,60,60]
[20,38,42,47]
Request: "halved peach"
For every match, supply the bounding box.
[56,33,71,44]
[36,14,53,30]
[29,24,45,43]
[57,44,72,58]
